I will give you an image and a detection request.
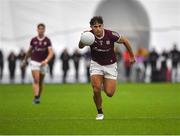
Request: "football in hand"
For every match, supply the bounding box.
[80,31,95,46]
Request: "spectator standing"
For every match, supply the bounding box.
[148,48,159,82]
[169,44,180,82]
[0,49,4,81]
[83,49,91,82]
[60,49,70,83]
[48,53,56,79]
[18,49,26,83]
[8,52,17,83]
[72,49,81,82]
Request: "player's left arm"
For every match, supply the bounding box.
[116,36,136,64]
[41,47,54,66]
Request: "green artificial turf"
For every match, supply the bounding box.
[0,83,180,134]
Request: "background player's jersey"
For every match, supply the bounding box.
[30,36,52,62]
[90,29,120,65]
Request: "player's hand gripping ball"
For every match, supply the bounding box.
[80,31,95,46]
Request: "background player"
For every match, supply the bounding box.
[79,16,135,120]
[23,23,54,104]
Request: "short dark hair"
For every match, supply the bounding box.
[37,23,45,29]
[90,16,103,26]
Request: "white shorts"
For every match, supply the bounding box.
[30,60,49,74]
[90,60,117,80]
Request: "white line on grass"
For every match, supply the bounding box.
[1,116,180,121]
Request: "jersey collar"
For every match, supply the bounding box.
[37,36,45,41]
[95,29,105,40]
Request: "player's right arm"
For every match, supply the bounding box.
[79,30,92,49]
[22,47,32,67]
[78,41,85,49]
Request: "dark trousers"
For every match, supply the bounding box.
[63,70,68,83]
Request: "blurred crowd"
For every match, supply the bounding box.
[0,44,180,84]
[0,48,91,83]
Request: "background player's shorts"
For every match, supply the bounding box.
[90,60,117,80]
[30,60,49,74]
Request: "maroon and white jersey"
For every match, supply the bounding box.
[90,29,120,65]
[30,36,52,62]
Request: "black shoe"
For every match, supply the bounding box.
[33,98,40,104]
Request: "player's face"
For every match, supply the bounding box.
[37,26,45,37]
[91,23,104,37]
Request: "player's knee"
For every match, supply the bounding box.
[33,78,40,84]
[105,91,114,97]
[92,85,101,92]
[106,93,113,97]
